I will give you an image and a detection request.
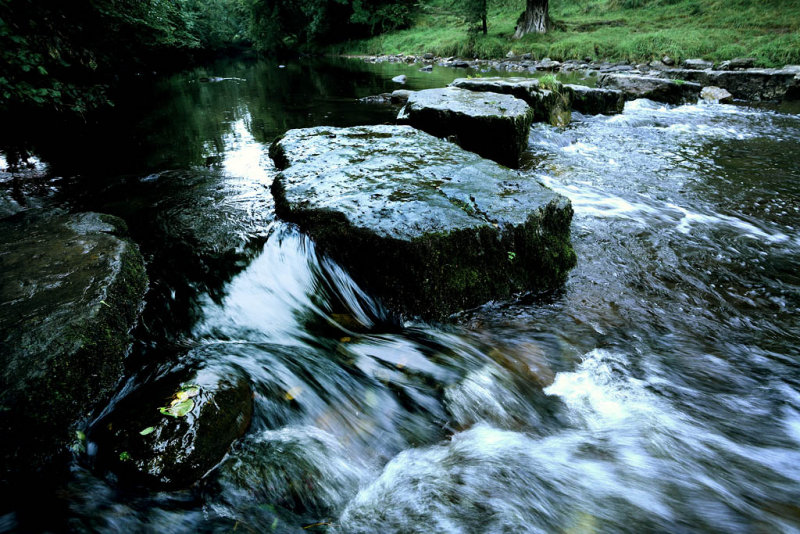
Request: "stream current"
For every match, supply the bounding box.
[1,58,799,533]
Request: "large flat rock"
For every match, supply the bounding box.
[598,73,701,105]
[397,87,534,168]
[451,77,624,118]
[0,212,148,473]
[449,77,572,125]
[659,68,800,101]
[269,125,576,320]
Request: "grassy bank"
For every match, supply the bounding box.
[328,0,800,68]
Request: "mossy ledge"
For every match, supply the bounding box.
[269,125,576,321]
[0,212,148,474]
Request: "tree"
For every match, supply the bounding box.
[513,0,548,38]
[459,0,488,35]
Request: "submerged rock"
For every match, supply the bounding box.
[269,125,576,320]
[92,365,253,488]
[0,212,147,473]
[391,74,407,84]
[397,87,535,167]
[357,93,393,104]
[597,73,701,105]
[562,84,625,115]
[449,77,572,126]
[700,86,734,103]
[215,426,365,517]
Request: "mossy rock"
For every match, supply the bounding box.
[0,211,147,474]
[92,366,253,488]
[449,77,574,125]
[269,125,576,321]
[397,87,534,168]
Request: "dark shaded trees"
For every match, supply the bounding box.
[246,0,416,53]
[514,0,549,38]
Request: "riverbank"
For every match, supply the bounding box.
[328,0,800,68]
[348,53,800,103]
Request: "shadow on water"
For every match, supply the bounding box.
[2,57,800,532]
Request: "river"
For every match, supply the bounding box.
[1,57,799,533]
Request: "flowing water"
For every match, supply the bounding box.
[1,58,799,533]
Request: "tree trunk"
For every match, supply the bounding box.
[481,0,488,35]
[513,0,549,38]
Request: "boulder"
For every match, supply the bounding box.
[0,212,147,473]
[681,58,713,70]
[391,75,407,84]
[269,125,576,320]
[660,68,800,101]
[92,364,253,488]
[397,87,535,167]
[700,86,734,103]
[448,77,570,127]
[391,89,412,103]
[597,73,701,105]
[538,58,561,71]
[419,64,433,72]
[718,57,756,70]
[562,84,625,115]
[661,55,675,66]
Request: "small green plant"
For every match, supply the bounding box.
[119,451,132,461]
[674,79,686,85]
[538,74,560,92]
[507,251,517,262]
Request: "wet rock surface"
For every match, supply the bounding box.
[597,73,702,105]
[214,426,365,519]
[269,125,576,320]
[397,87,534,167]
[562,84,625,115]
[701,86,734,103]
[92,363,253,488]
[660,68,800,101]
[0,211,148,473]
[451,77,623,119]
[448,76,571,125]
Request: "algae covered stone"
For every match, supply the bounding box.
[0,211,147,473]
[397,87,534,167]
[92,363,253,488]
[270,125,576,320]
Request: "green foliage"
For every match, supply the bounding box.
[246,0,416,53]
[0,0,249,114]
[333,0,800,67]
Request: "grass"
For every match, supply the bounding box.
[328,0,800,68]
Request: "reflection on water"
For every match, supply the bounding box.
[2,58,800,532]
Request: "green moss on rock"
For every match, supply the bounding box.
[0,212,148,473]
